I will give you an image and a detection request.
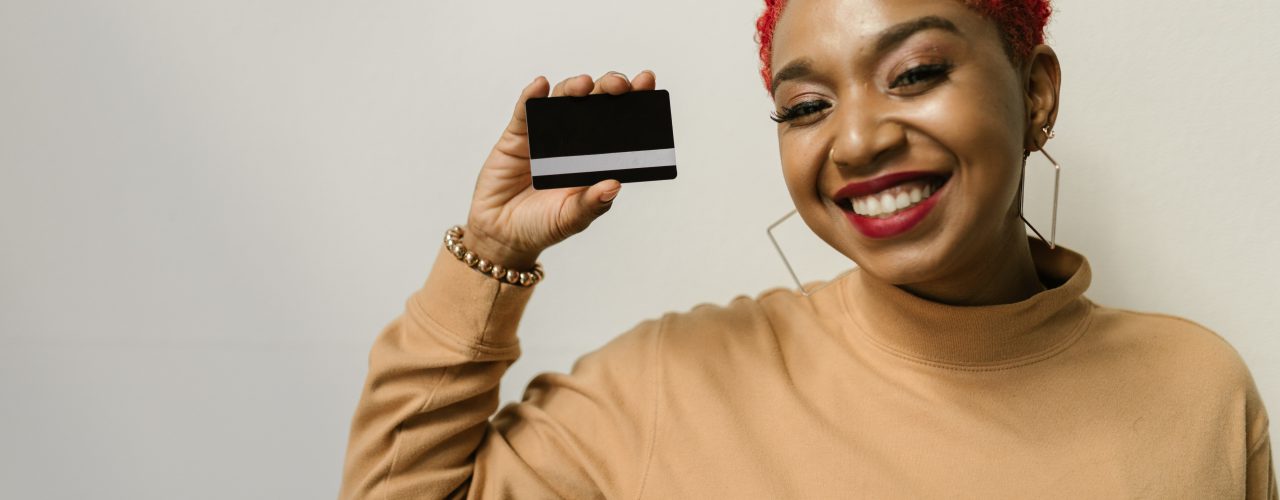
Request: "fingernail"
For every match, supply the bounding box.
[600,189,619,202]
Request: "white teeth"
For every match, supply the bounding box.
[846,177,945,218]
[879,193,895,212]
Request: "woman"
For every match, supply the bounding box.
[339,0,1276,497]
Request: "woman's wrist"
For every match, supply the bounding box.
[460,228,542,271]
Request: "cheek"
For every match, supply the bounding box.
[777,133,828,205]
[926,84,1026,214]
[777,132,846,244]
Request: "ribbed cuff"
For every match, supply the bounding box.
[415,242,538,349]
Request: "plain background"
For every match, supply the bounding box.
[2,0,1277,498]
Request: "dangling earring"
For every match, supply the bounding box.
[768,209,829,295]
[766,208,846,297]
[763,147,849,296]
[1020,125,1061,249]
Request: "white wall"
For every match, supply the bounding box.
[1,1,1276,498]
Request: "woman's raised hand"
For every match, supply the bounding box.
[462,70,658,270]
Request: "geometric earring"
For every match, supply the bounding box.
[765,208,843,297]
[1020,127,1061,249]
[762,208,855,297]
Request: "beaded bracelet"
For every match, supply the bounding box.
[444,225,544,287]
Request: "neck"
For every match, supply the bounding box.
[897,230,1047,306]
[837,235,1093,367]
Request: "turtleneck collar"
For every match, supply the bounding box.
[838,236,1095,369]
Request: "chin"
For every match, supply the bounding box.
[850,238,958,286]
[792,208,920,287]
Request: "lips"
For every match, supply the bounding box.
[832,170,952,239]
[833,170,951,201]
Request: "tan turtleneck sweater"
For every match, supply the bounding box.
[339,236,1276,499]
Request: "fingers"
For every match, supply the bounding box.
[551,70,657,98]
[591,179,621,204]
[631,69,656,91]
[551,74,592,97]
[504,75,549,138]
[561,179,621,234]
[590,71,632,95]
[507,70,657,138]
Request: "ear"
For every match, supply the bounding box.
[1021,45,1061,152]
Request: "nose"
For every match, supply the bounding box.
[827,98,908,175]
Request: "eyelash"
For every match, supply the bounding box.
[889,62,953,89]
[769,62,954,124]
[769,100,831,124]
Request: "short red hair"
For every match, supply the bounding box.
[755,0,1052,93]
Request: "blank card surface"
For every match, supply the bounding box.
[525,89,677,189]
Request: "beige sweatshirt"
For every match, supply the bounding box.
[339,236,1276,499]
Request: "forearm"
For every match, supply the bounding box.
[339,244,535,499]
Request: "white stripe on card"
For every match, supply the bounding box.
[531,148,677,176]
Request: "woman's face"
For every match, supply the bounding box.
[770,0,1056,286]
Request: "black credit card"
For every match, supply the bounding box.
[525,89,677,189]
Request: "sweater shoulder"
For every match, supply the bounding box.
[663,286,788,334]
[1086,302,1259,393]
[578,283,824,375]
[1088,303,1240,358]
[1085,302,1270,443]
[654,282,825,352]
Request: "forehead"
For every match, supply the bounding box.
[772,0,995,65]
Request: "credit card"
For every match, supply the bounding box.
[525,89,677,189]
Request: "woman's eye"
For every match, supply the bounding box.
[889,62,953,90]
[770,100,832,124]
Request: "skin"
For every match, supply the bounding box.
[769,0,1062,305]
[463,70,655,270]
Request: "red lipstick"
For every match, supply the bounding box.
[834,171,950,239]
[833,171,945,199]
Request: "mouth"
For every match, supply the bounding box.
[832,171,952,238]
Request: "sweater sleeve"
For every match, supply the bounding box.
[1241,348,1277,500]
[338,244,663,500]
[1247,428,1277,500]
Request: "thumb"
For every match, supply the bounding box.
[503,75,549,139]
[560,179,621,233]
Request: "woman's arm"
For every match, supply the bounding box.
[339,70,659,498]
[338,244,662,499]
[1247,428,1276,499]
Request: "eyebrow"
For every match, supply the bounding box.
[769,15,962,96]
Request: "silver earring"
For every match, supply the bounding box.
[1021,127,1061,249]
[758,146,853,296]
[766,209,846,296]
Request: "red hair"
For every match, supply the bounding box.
[755,0,1052,93]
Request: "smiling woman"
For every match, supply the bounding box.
[339,0,1276,498]
[766,1,1060,305]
